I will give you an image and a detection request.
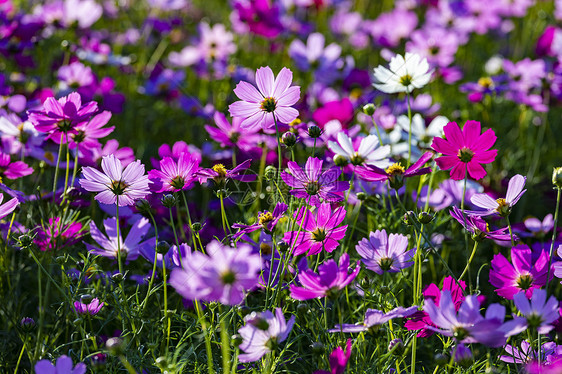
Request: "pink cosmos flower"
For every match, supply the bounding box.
[283,203,347,256]
[229,67,300,130]
[232,202,288,239]
[0,194,18,220]
[469,174,526,217]
[329,306,417,333]
[74,297,104,315]
[80,154,150,206]
[431,120,497,180]
[34,217,84,252]
[0,152,33,180]
[148,152,200,193]
[289,253,360,300]
[356,229,415,275]
[196,159,255,186]
[489,245,550,300]
[204,112,261,152]
[314,339,352,374]
[68,110,114,154]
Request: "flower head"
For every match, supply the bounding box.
[431,120,497,180]
[169,240,261,305]
[283,203,347,256]
[450,207,513,242]
[229,67,300,130]
[469,174,526,217]
[281,157,349,206]
[355,152,433,189]
[148,152,200,193]
[372,52,433,94]
[34,218,84,252]
[238,308,295,362]
[313,339,352,374]
[232,202,288,239]
[329,306,417,333]
[74,297,104,315]
[356,229,415,274]
[80,154,150,206]
[502,290,560,336]
[196,159,255,187]
[327,133,390,167]
[35,355,86,374]
[289,253,360,300]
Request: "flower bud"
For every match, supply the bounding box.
[418,211,434,224]
[311,342,324,355]
[276,241,289,251]
[135,199,151,214]
[553,167,562,188]
[18,234,34,248]
[434,353,448,366]
[297,303,309,316]
[111,273,124,283]
[333,154,349,167]
[191,222,202,232]
[356,192,367,201]
[161,194,177,208]
[156,241,171,254]
[90,353,107,367]
[403,211,416,226]
[232,334,243,347]
[80,294,93,304]
[378,285,390,295]
[453,344,473,368]
[281,132,297,147]
[363,103,376,116]
[20,317,36,333]
[105,337,124,356]
[265,166,277,181]
[388,338,404,355]
[307,124,322,138]
[238,305,251,317]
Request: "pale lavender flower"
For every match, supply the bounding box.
[501,290,559,336]
[356,229,415,275]
[329,306,417,333]
[34,355,86,374]
[238,308,295,362]
[0,194,19,220]
[327,133,390,167]
[469,174,526,217]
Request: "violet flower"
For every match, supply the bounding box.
[502,290,559,336]
[469,174,526,217]
[314,339,352,374]
[281,157,349,205]
[228,66,300,130]
[140,243,191,269]
[424,290,507,347]
[355,229,415,275]
[283,203,347,256]
[0,193,18,220]
[68,110,114,154]
[196,159,255,187]
[204,112,261,152]
[86,216,153,261]
[329,306,417,333]
[80,154,150,206]
[74,298,104,315]
[238,308,295,362]
[34,218,84,252]
[232,202,288,239]
[169,240,261,305]
[489,245,549,300]
[289,253,360,300]
[35,355,86,374]
[148,152,200,193]
[450,206,513,242]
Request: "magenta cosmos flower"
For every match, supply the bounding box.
[281,157,349,205]
[431,120,497,180]
[0,194,19,220]
[35,355,86,374]
[289,253,360,300]
[283,203,347,256]
[169,240,261,305]
[355,151,433,189]
[196,159,256,186]
[329,306,417,333]
[232,202,288,239]
[489,245,549,300]
[80,154,150,206]
[450,206,513,242]
[148,152,200,193]
[74,297,104,315]
[0,152,33,181]
[228,66,300,130]
[238,308,295,362]
[204,111,261,152]
[469,174,526,217]
[314,339,352,374]
[356,229,415,274]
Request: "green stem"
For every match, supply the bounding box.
[163,259,170,352]
[118,355,138,374]
[274,115,282,185]
[545,187,561,294]
[15,336,26,373]
[458,240,479,281]
[169,206,180,247]
[406,92,412,167]
[219,305,231,373]
[181,190,194,248]
[195,300,215,374]
[506,216,515,247]
[52,133,65,203]
[116,200,123,276]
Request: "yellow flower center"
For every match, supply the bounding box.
[258,211,273,227]
[478,77,494,89]
[385,163,406,176]
[260,97,277,112]
[212,164,228,178]
[110,180,129,195]
[457,147,475,163]
[399,74,413,87]
[311,228,327,242]
[516,273,533,290]
[289,118,301,127]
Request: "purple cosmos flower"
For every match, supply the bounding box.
[231,0,284,39]
[356,229,415,275]
[204,112,260,152]
[329,306,417,333]
[228,66,300,130]
[281,157,349,205]
[27,92,98,141]
[68,110,114,154]
[0,152,33,181]
[35,355,86,374]
[406,27,459,68]
[327,133,391,168]
[521,214,554,238]
[196,159,255,187]
[289,253,360,300]
[0,114,45,156]
[500,340,559,364]
[140,243,191,269]
[469,174,527,217]
[283,203,347,256]
[450,207,513,242]
[355,152,433,189]
[35,218,84,252]
[74,297,104,315]
[238,308,295,362]
[502,290,560,336]
[148,152,200,193]
[424,290,507,347]
[453,343,473,366]
[232,202,288,239]
[57,61,95,89]
[169,240,261,305]
[0,193,18,220]
[489,245,550,300]
[80,154,150,206]
[288,32,343,84]
[86,216,153,261]
[431,120,497,181]
[313,339,352,374]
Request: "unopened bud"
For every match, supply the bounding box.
[20,317,36,332]
[80,294,93,304]
[307,124,322,138]
[311,342,324,355]
[403,211,416,226]
[156,241,171,254]
[333,154,349,167]
[388,338,404,355]
[191,222,202,232]
[105,337,124,356]
[418,211,434,224]
[363,103,376,116]
[281,132,297,147]
[553,167,562,188]
[265,166,277,181]
[161,194,177,208]
[135,199,151,214]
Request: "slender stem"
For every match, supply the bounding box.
[219,191,232,237]
[195,300,215,374]
[545,187,561,294]
[118,355,138,374]
[181,190,194,248]
[140,211,160,312]
[459,240,479,281]
[219,305,231,373]
[14,338,26,374]
[371,116,384,146]
[312,138,317,157]
[64,139,70,196]
[52,133,65,203]
[163,259,170,352]
[169,206,180,247]
[70,147,79,189]
[274,115,282,184]
[406,92,413,167]
[506,216,515,247]
[116,200,123,276]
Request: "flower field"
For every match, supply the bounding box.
[2,0,562,373]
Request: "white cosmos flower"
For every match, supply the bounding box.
[372,52,433,94]
[396,114,449,146]
[328,133,391,167]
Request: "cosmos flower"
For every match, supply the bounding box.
[86,216,153,261]
[500,340,558,364]
[74,297,104,315]
[232,202,288,239]
[501,290,559,336]
[356,229,415,275]
[450,207,514,242]
[372,52,433,94]
[313,339,352,374]
[281,157,349,205]
[469,174,527,217]
[34,218,84,252]
[238,308,295,362]
[329,306,417,333]
[283,203,347,256]
[0,152,33,181]
[204,112,261,152]
[431,120,497,180]
[148,152,200,193]
[140,243,191,269]
[169,240,262,305]
[68,110,114,154]
[80,154,150,206]
[289,253,360,300]
[327,133,391,167]
[229,66,300,130]
[0,193,18,220]
[355,151,433,189]
[34,355,86,374]
[196,160,256,187]
[424,290,507,347]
